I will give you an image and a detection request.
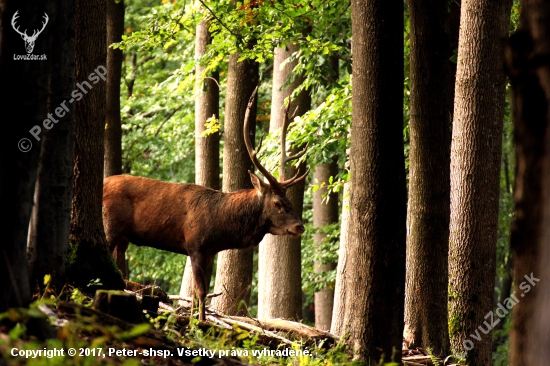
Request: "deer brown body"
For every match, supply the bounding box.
[102,87,308,320]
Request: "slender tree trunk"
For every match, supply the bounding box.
[505,1,550,364]
[403,0,459,356]
[492,151,513,338]
[336,0,406,362]
[447,0,511,364]
[211,52,258,315]
[313,160,338,330]
[103,0,126,279]
[258,44,310,321]
[0,1,52,311]
[66,0,125,291]
[330,159,350,335]
[104,0,124,178]
[27,0,76,293]
[312,56,340,330]
[180,18,220,301]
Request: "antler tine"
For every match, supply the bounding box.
[279,98,292,181]
[280,166,310,188]
[11,11,27,37]
[243,86,279,187]
[31,13,49,39]
[279,96,309,183]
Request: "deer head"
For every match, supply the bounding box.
[11,11,49,54]
[244,86,309,237]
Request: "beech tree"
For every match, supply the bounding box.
[0,1,52,311]
[403,0,459,356]
[211,50,259,315]
[333,0,407,362]
[312,159,338,330]
[27,0,76,292]
[506,0,550,364]
[104,0,124,179]
[179,17,220,300]
[447,0,512,363]
[257,44,310,321]
[66,0,124,290]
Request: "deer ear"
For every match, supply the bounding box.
[249,170,268,195]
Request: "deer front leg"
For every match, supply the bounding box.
[190,253,209,321]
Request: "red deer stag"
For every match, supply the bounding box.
[102,87,308,320]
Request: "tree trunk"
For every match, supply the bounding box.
[66,0,125,291]
[447,0,511,364]
[180,18,220,301]
[257,44,310,321]
[505,1,550,364]
[336,0,407,362]
[27,0,76,293]
[104,0,124,179]
[211,52,259,315]
[312,56,339,331]
[330,163,350,335]
[0,1,52,311]
[403,0,459,356]
[313,160,339,331]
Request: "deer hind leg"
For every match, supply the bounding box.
[113,241,129,279]
[106,234,129,279]
[190,253,209,321]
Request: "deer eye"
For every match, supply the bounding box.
[273,199,283,209]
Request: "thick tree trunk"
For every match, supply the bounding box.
[0,1,52,311]
[104,0,124,179]
[180,18,220,300]
[336,0,406,362]
[447,0,511,364]
[211,52,258,315]
[313,160,338,331]
[67,0,125,291]
[257,44,310,321]
[505,1,550,364]
[27,0,76,293]
[403,0,459,356]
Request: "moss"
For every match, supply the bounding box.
[66,238,125,293]
[448,313,463,338]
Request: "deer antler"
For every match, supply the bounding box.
[278,97,309,188]
[243,86,281,189]
[11,11,27,38]
[243,87,309,191]
[29,13,49,40]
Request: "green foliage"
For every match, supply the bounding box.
[301,222,340,304]
[127,246,185,294]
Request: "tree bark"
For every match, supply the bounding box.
[0,1,52,311]
[505,1,550,364]
[104,0,124,179]
[403,0,459,356]
[211,52,258,315]
[335,0,407,362]
[257,44,310,321]
[447,0,511,364]
[313,160,339,331]
[27,0,76,293]
[330,162,350,335]
[180,18,220,301]
[67,0,125,291]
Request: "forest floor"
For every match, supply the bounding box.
[0,282,452,366]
